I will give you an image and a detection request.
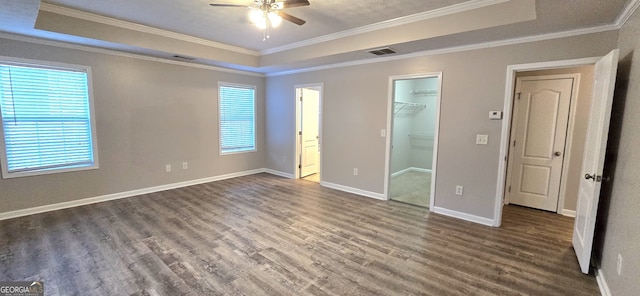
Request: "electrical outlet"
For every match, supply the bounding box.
[353,168,358,176]
[165,164,171,172]
[476,134,488,145]
[617,254,623,275]
[456,185,464,196]
[182,162,188,170]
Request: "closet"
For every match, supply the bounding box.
[388,75,440,207]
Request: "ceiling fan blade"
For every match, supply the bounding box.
[281,0,310,8]
[277,11,306,25]
[209,3,249,7]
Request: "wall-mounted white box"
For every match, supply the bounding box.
[489,111,503,120]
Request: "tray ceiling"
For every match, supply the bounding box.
[0,0,635,74]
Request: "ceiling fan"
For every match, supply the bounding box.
[210,0,310,40]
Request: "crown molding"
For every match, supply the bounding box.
[33,0,638,65]
[260,0,510,55]
[0,32,265,77]
[5,0,631,78]
[0,20,618,79]
[615,0,640,28]
[39,3,259,56]
[267,24,618,77]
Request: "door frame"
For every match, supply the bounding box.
[384,72,443,210]
[504,73,581,213]
[494,57,601,227]
[294,83,323,180]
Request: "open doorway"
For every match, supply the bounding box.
[385,73,442,208]
[504,71,587,215]
[496,50,619,274]
[497,60,598,225]
[295,84,322,182]
[504,67,595,217]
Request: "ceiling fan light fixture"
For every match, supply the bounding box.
[268,12,283,27]
[249,9,282,30]
[210,0,309,40]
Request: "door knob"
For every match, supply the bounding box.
[554,151,562,156]
[585,173,596,180]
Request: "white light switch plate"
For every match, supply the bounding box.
[476,134,488,145]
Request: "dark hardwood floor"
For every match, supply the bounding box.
[0,173,600,295]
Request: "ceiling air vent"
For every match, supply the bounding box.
[171,55,195,62]
[367,47,398,56]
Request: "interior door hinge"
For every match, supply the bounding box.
[513,140,516,147]
[298,131,302,136]
[298,164,301,169]
[299,96,303,101]
[508,186,511,193]
[516,92,522,100]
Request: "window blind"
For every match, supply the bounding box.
[219,84,256,154]
[0,63,95,174]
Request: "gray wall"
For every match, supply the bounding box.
[596,7,640,295]
[0,38,265,214]
[265,31,618,219]
[515,66,594,212]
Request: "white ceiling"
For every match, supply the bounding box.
[0,0,635,74]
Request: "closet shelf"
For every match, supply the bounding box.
[408,133,433,140]
[394,101,426,114]
[410,89,438,96]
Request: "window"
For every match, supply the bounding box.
[218,83,256,154]
[0,58,98,178]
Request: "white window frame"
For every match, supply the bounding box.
[218,82,257,155]
[0,56,99,179]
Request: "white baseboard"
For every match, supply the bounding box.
[432,206,495,227]
[391,167,412,177]
[391,167,433,177]
[319,181,387,201]
[0,168,266,221]
[1,168,388,221]
[561,209,577,217]
[263,169,294,179]
[595,267,612,296]
[411,167,433,174]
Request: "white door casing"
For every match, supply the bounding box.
[508,77,574,212]
[573,49,619,274]
[300,88,320,177]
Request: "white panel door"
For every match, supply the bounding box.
[573,49,619,274]
[510,77,574,211]
[300,88,320,177]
